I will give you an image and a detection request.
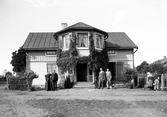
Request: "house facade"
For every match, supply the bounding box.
[22,22,138,85]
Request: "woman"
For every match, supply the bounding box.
[45,72,52,91]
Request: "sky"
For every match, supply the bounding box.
[0,0,167,74]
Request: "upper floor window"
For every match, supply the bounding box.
[77,32,89,48]
[95,34,103,49]
[46,50,57,55]
[60,34,70,50]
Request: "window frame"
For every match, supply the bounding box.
[95,33,103,50]
[107,50,117,55]
[61,33,70,51]
[76,31,89,49]
[46,63,57,73]
[45,50,57,56]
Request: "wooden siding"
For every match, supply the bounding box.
[30,62,46,85]
[108,49,133,61]
[27,51,57,62]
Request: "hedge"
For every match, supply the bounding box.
[8,77,27,90]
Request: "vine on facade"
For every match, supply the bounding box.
[56,32,109,74]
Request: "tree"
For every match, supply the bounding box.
[10,47,26,72]
[149,60,167,75]
[136,61,149,74]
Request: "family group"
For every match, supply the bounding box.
[45,70,58,91]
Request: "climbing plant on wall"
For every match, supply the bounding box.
[56,32,109,75]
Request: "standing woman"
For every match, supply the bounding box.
[45,72,52,91]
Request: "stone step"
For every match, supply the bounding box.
[73,82,95,89]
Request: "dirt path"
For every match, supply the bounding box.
[0,85,48,117]
[1,84,167,117]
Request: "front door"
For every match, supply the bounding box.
[108,62,116,81]
[77,63,87,82]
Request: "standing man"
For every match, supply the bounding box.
[106,68,112,89]
[51,70,58,91]
[98,68,105,89]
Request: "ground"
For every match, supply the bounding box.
[0,82,167,117]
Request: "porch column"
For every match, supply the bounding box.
[93,72,94,83]
[161,74,164,90]
[116,61,117,81]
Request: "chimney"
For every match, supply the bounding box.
[61,23,67,29]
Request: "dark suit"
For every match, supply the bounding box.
[98,71,105,89]
[51,72,58,90]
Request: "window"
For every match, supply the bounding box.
[61,34,70,50]
[47,63,57,73]
[108,50,116,55]
[77,33,89,48]
[95,34,103,49]
[46,50,57,55]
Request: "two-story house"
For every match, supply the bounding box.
[22,22,138,85]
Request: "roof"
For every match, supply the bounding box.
[22,33,58,50]
[54,22,108,38]
[22,32,138,50]
[106,32,138,49]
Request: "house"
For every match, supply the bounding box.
[22,22,138,85]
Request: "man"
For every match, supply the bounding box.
[98,68,105,89]
[154,77,159,91]
[51,70,58,91]
[106,68,112,89]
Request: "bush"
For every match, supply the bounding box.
[125,82,134,89]
[138,78,146,88]
[6,70,38,91]
[8,77,27,90]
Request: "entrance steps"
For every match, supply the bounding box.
[73,82,95,89]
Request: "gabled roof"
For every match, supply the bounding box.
[22,33,58,50]
[106,32,138,49]
[22,31,138,50]
[54,22,108,38]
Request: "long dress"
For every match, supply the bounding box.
[45,74,52,91]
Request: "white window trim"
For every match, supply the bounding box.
[95,33,103,50]
[62,33,70,51]
[45,50,57,56]
[46,63,58,73]
[76,31,89,49]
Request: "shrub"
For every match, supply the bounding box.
[25,70,38,91]
[8,77,27,90]
[137,74,147,88]
[125,82,134,89]
[6,70,38,91]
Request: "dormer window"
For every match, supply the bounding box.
[95,33,103,49]
[76,32,89,48]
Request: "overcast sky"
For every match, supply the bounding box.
[0,0,167,74]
